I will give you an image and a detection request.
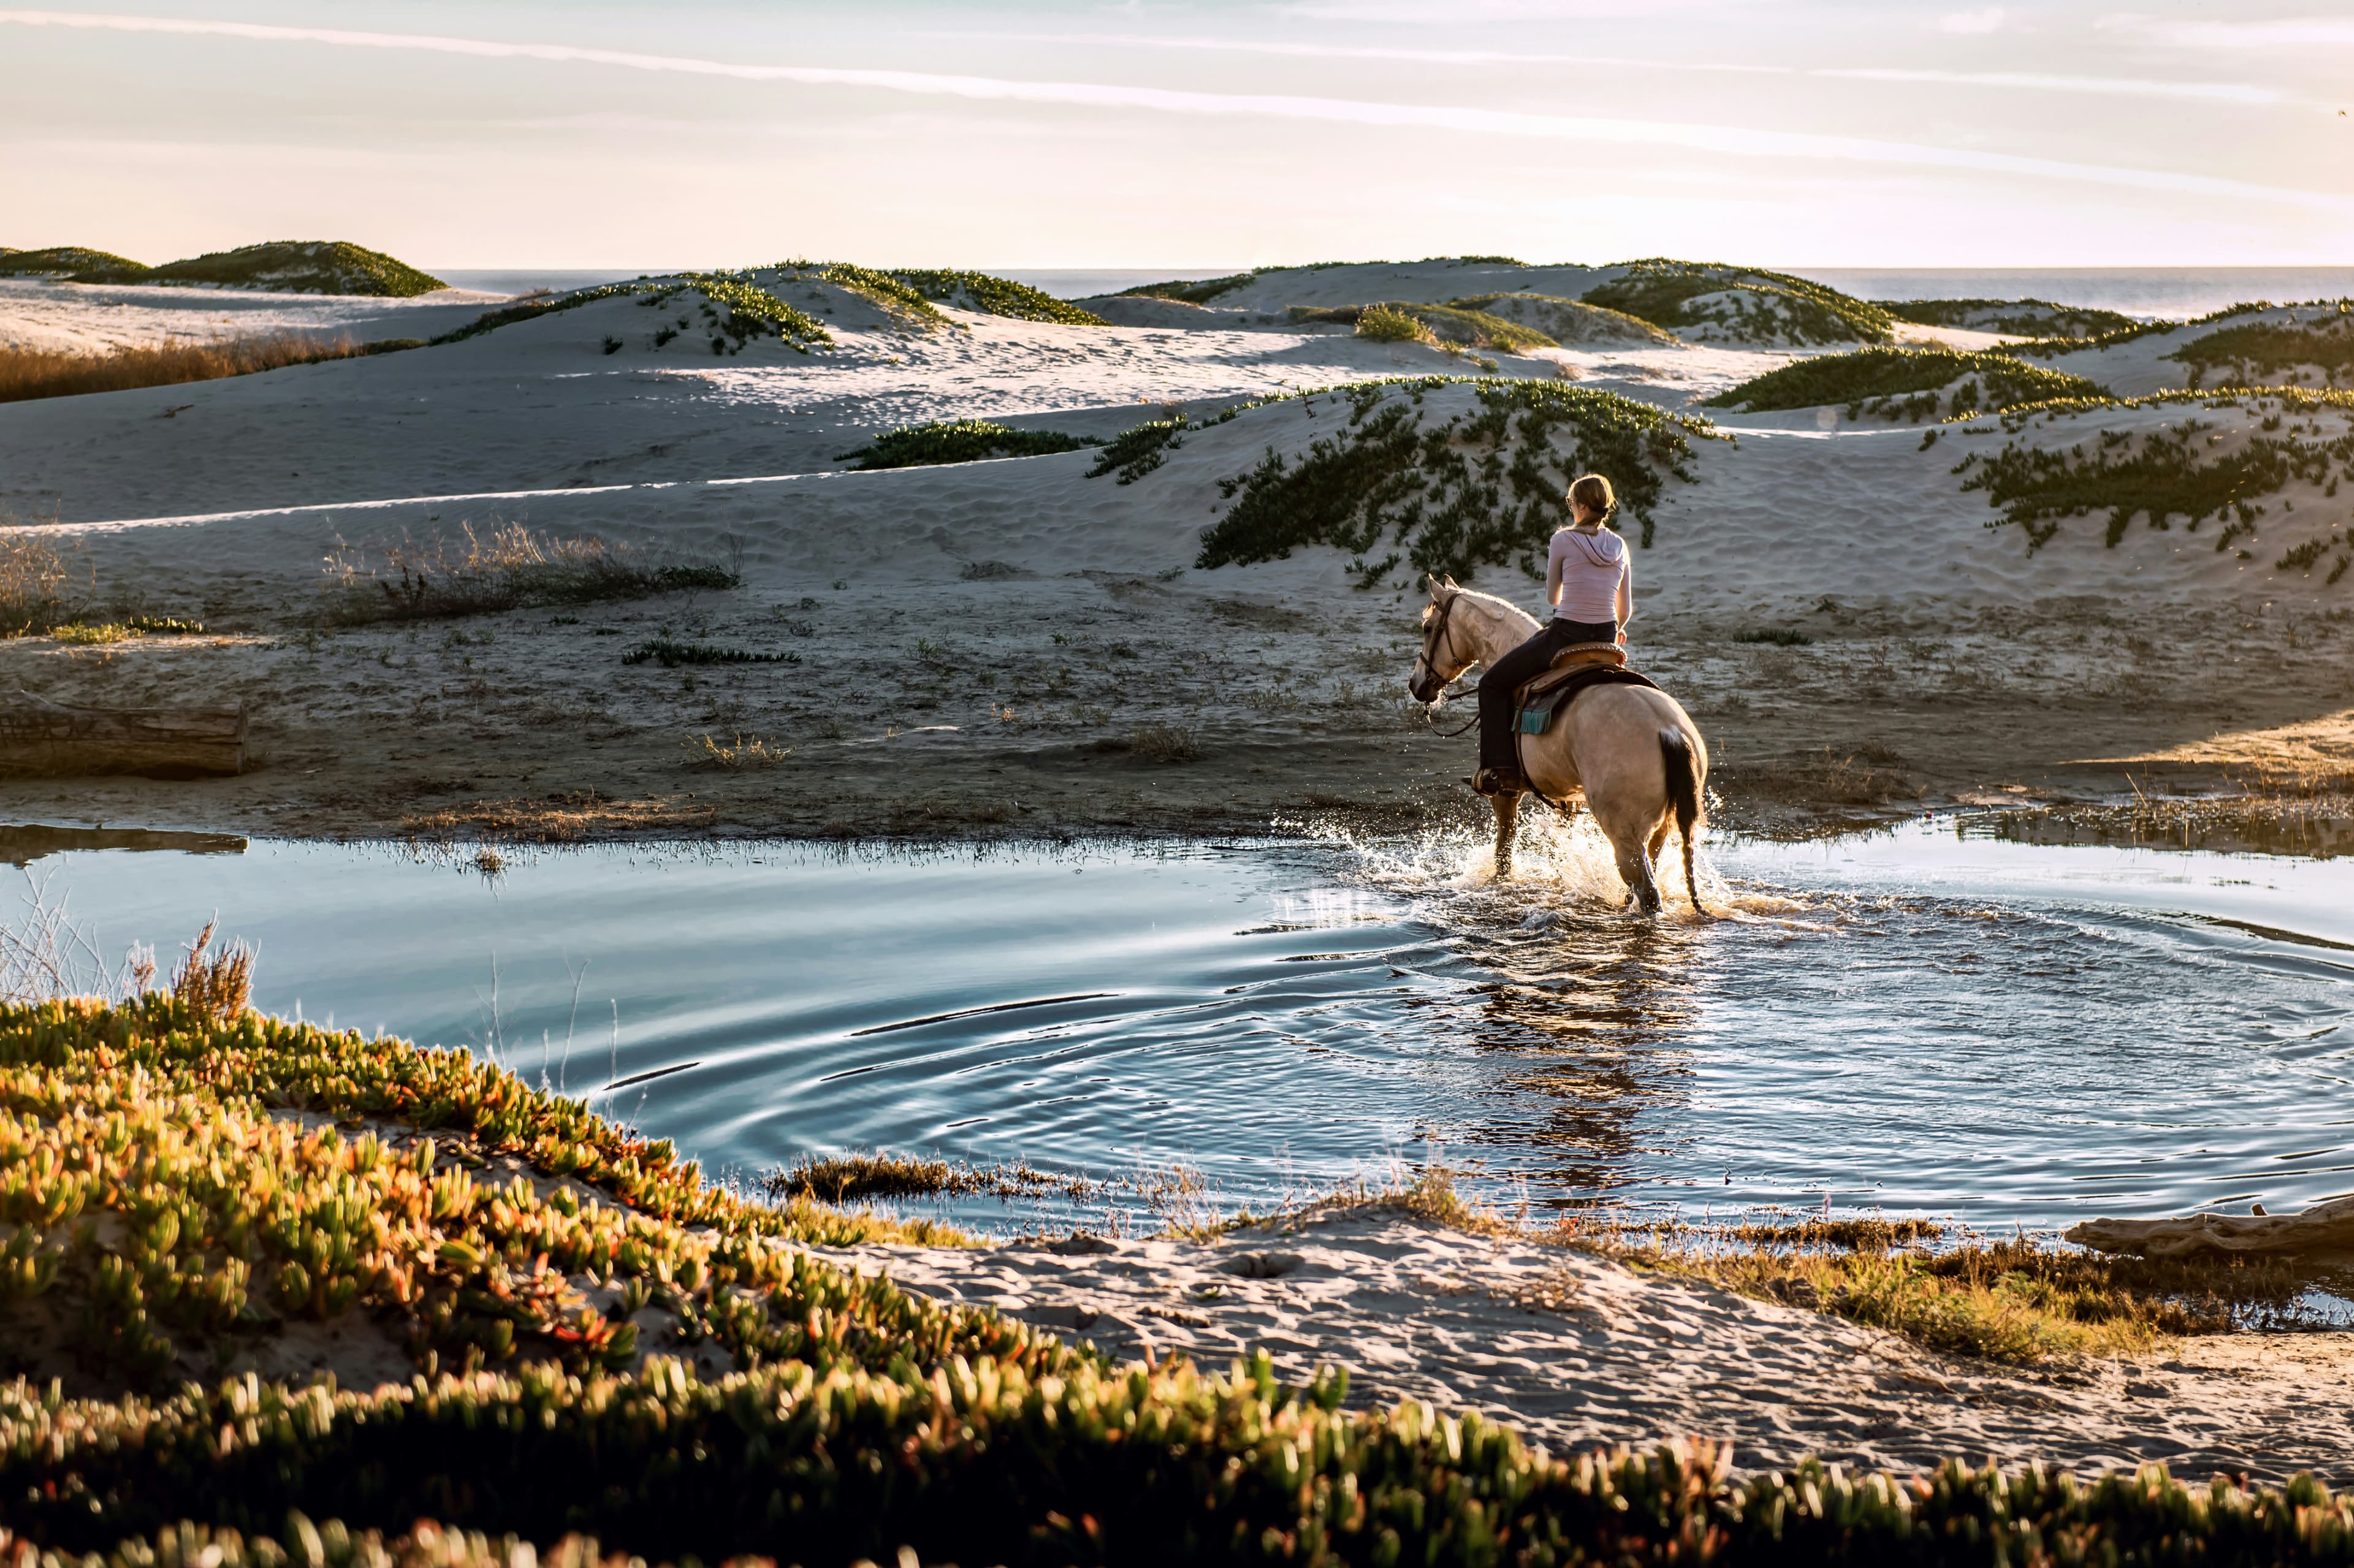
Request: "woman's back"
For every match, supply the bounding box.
[1548,525,1629,626]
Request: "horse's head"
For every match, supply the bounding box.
[1407,573,1471,703]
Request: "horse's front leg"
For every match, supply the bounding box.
[1491,791,1522,879]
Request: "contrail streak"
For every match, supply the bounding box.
[2,9,2342,210]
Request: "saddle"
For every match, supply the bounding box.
[1514,642,1661,735]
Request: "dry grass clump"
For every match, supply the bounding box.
[1129,723,1202,763]
[0,335,406,404]
[0,527,90,636]
[324,524,739,624]
[168,919,253,1024]
[1580,1227,2322,1363]
[764,1151,1101,1205]
[1354,303,1433,344]
[684,732,792,770]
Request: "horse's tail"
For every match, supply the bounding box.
[1659,726,1705,916]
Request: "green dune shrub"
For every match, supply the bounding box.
[837,419,1099,470]
[1192,377,1721,584]
[1877,299,2137,338]
[1352,303,1432,344]
[0,246,150,283]
[887,268,1108,325]
[1582,259,1892,346]
[1292,302,1556,352]
[12,1370,2354,1566]
[1446,294,1676,347]
[769,261,946,330]
[1954,390,2354,555]
[2173,309,2354,389]
[2006,301,2272,359]
[141,242,446,297]
[1705,348,2107,419]
[1112,261,1357,306]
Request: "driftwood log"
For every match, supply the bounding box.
[0,690,245,779]
[2065,1195,2354,1258]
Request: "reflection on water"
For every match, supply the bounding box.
[0,824,247,867]
[8,815,2350,1236]
[1984,802,2354,861]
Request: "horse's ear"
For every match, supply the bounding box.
[1444,574,1459,589]
[1425,573,1444,598]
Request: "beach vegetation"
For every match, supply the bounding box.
[1111,259,1358,306]
[1581,259,1894,346]
[1445,293,1677,347]
[767,1151,1100,1204]
[1877,298,2138,338]
[1582,1225,2319,1362]
[322,525,741,624]
[0,529,90,636]
[2005,300,2272,359]
[1733,627,1812,646]
[1130,722,1203,763]
[1952,391,2354,554]
[2173,308,2354,389]
[1086,414,1194,483]
[139,242,446,297]
[435,276,830,354]
[836,419,1099,470]
[10,984,2354,1564]
[431,286,644,344]
[1350,302,1432,344]
[771,261,945,330]
[0,335,416,404]
[1293,302,1556,352]
[1187,376,1721,585]
[885,268,1109,325]
[684,273,832,353]
[623,639,791,668]
[0,246,151,283]
[685,732,793,769]
[1704,347,2106,419]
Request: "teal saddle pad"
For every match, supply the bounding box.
[1516,666,1661,735]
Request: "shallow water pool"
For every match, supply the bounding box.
[10,816,2350,1235]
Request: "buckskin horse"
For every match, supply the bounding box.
[1407,574,1708,914]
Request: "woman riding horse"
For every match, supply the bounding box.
[1406,473,1708,913]
[1472,473,1629,798]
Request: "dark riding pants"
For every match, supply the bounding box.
[1477,618,1618,774]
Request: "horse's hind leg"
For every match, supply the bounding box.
[1613,834,1663,914]
[1491,791,1522,880]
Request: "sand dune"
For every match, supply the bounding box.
[836,1205,2354,1484]
[3,262,2347,847]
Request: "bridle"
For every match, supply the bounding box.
[1412,592,1482,734]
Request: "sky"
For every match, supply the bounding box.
[1,1,2349,271]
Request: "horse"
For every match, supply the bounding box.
[1406,574,1709,915]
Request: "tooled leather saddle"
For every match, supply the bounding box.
[1513,642,1661,736]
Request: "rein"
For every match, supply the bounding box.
[1415,593,1483,736]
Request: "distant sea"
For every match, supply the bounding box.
[430,265,2354,321]
[1786,268,2354,321]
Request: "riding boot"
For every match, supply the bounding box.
[1469,768,1528,797]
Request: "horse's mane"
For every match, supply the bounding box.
[1438,582,1537,628]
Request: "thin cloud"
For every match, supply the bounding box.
[2144,18,2354,47]
[956,31,2277,104]
[1814,68,2279,104]
[1,10,2342,211]
[1938,7,2008,33]
[927,31,1792,74]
